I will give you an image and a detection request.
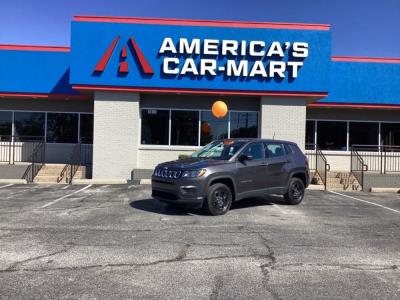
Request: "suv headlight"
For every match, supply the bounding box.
[181,169,206,178]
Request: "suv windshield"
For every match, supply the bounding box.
[192,140,246,160]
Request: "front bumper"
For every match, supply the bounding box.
[151,176,206,208]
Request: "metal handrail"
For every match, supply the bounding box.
[315,146,330,190]
[306,143,330,189]
[58,143,82,184]
[22,138,46,182]
[352,144,400,174]
[350,147,368,190]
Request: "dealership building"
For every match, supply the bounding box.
[0,16,399,185]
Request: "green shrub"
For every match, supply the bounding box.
[178,154,190,160]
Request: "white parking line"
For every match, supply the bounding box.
[272,204,288,214]
[0,184,14,189]
[40,185,92,208]
[329,191,400,214]
[61,185,70,190]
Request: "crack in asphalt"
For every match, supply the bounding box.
[257,233,281,300]
[274,263,399,271]
[5,247,73,271]
[0,253,274,274]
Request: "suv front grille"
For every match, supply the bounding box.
[154,168,182,179]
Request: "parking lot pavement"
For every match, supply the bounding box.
[0,184,399,299]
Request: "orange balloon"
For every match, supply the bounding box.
[211,100,228,119]
[201,122,211,134]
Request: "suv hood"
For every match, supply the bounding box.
[157,157,228,169]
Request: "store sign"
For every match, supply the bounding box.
[71,20,331,94]
[159,38,308,79]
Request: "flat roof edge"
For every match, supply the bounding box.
[332,56,400,64]
[0,44,70,52]
[72,84,328,98]
[73,15,330,31]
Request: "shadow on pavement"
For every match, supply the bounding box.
[130,194,289,215]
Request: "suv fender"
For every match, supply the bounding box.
[205,174,237,201]
[287,170,309,189]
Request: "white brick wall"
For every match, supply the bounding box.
[260,96,307,149]
[92,91,140,179]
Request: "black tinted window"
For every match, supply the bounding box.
[141,109,169,145]
[242,143,265,160]
[230,112,258,138]
[80,114,93,144]
[14,112,45,140]
[0,111,12,141]
[317,121,347,150]
[47,113,78,143]
[171,110,199,146]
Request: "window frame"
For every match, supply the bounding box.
[307,118,388,152]
[139,107,259,148]
[0,109,94,144]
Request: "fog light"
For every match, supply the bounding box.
[180,185,197,195]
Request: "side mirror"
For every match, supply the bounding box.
[238,154,252,163]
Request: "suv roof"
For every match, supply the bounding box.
[217,138,295,144]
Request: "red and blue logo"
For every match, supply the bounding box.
[94,36,154,75]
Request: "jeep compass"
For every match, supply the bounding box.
[152,139,310,215]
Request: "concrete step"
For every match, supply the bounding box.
[327,182,361,190]
[33,165,86,183]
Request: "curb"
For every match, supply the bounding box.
[72,179,128,185]
[139,179,151,185]
[0,179,27,184]
[307,184,325,190]
[370,187,400,193]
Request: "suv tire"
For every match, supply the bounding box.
[284,177,305,205]
[203,183,232,215]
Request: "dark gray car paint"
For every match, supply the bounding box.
[151,139,310,207]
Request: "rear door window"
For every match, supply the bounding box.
[265,143,286,158]
[242,142,265,160]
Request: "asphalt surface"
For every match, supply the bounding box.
[0,184,399,299]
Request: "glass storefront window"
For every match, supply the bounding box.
[171,110,199,146]
[229,112,258,138]
[0,111,12,141]
[200,111,228,145]
[317,121,347,150]
[141,109,169,145]
[349,122,378,149]
[80,114,93,144]
[381,123,400,146]
[47,113,78,143]
[305,120,315,149]
[140,108,259,146]
[14,112,45,141]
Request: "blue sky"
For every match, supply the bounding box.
[1,0,399,57]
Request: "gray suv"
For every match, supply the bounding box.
[152,139,310,215]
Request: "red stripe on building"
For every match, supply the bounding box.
[0,44,70,52]
[73,15,330,31]
[332,56,400,64]
[72,84,327,97]
[309,102,400,109]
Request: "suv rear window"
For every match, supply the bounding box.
[289,143,302,154]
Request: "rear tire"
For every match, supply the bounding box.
[284,177,305,205]
[203,183,232,215]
